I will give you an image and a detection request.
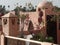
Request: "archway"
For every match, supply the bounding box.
[46,15,57,43]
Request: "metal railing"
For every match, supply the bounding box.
[1,34,59,45]
[5,36,42,45]
[3,35,55,45]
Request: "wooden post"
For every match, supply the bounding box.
[1,34,5,45]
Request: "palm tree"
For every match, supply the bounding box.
[28,2,33,11]
[2,5,6,14]
[0,5,2,9]
[0,5,7,15]
[47,6,60,22]
[14,6,20,17]
[54,6,60,12]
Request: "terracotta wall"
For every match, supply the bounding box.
[9,17,19,37]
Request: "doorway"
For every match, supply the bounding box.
[46,15,57,43]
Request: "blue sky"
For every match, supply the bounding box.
[0,0,60,10]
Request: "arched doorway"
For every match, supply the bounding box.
[46,15,57,44]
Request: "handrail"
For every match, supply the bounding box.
[5,36,43,44]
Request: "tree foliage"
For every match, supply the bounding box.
[0,5,6,15]
[54,6,60,12]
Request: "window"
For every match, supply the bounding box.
[17,19,20,24]
[38,17,42,25]
[38,8,41,12]
[45,8,48,9]
[39,11,43,17]
[28,20,34,31]
[3,18,7,25]
[12,18,15,25]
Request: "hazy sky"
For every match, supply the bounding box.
[0,0,60,10]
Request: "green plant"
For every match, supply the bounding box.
[32,32,45,42]
[31,32,54,43]
[45,37,54,43]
